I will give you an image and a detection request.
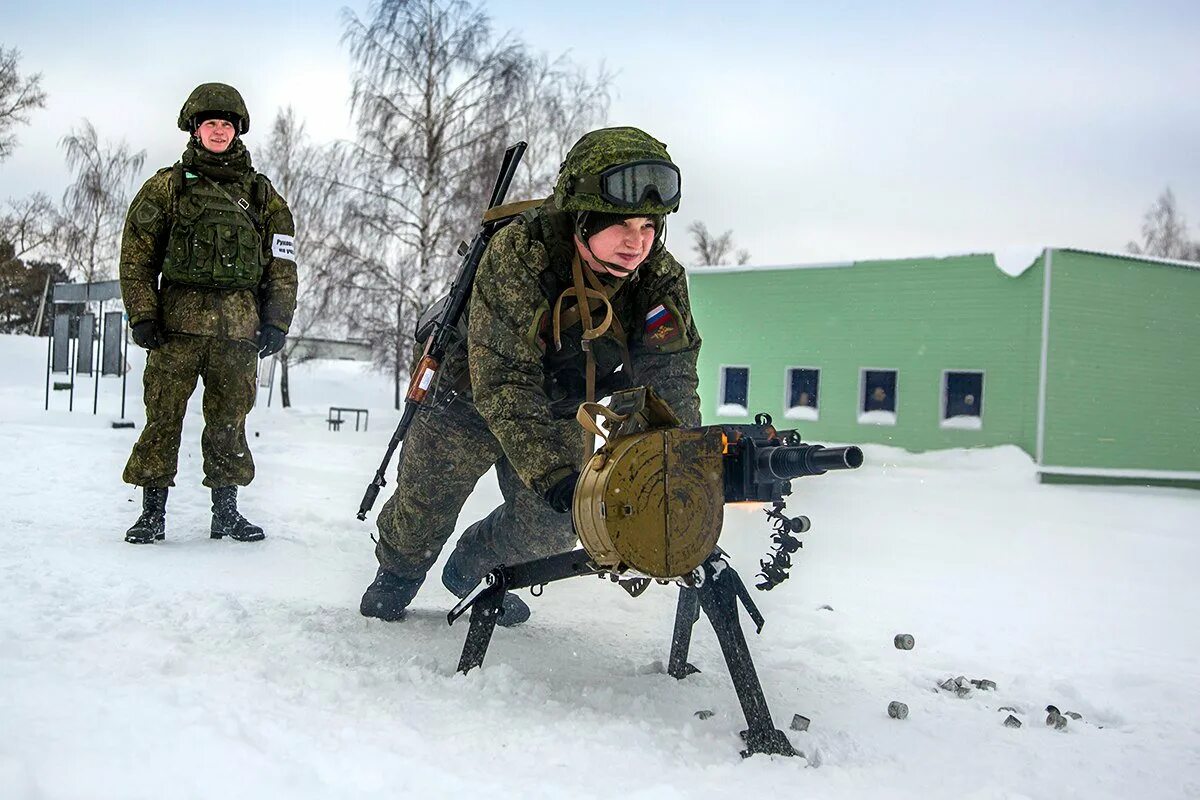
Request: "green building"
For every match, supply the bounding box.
[687,247,1200,487]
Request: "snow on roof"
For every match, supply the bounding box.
[686,246,1200,278]
[686,249,1036,278]
[991,246,1044,277]
[1058,247,1200,271]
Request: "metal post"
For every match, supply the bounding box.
[44,324,52,411]
[120,316,128,420]
[32,272,50,336]
[265,354,277,408]
[93,300,103,415]
[68,332,76,413]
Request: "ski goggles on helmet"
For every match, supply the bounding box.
[572,159,681,209]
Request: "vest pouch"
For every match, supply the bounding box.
[204,220,260,289]
[161,200,203,285]
[188,224,219,285]
[161,174,265,290]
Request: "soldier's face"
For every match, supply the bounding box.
[577,217,657,276]
[196,119,236,153]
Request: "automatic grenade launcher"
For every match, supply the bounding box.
[570,387,863,588]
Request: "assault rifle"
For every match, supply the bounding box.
[357,141,529,521]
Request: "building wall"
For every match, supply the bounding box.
[688,254,1045,452]
[1041,250,1200,473]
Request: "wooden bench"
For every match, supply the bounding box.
[328,406,369,432]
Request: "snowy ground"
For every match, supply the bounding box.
[2,333,1199,800]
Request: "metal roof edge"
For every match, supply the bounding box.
[1051,247,1200,271]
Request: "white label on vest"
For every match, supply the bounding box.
[271,234,296,260]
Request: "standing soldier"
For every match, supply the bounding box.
[120,83,298,544]
[360,126,701,625]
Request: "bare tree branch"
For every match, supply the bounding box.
[688,220,750,266]
[0,46,47,163]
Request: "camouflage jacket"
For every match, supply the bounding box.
[467,203,702,496]
[119,155,298,342]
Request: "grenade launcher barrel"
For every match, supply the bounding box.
[723,424,863,503]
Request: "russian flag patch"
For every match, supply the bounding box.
[644,301,682,348]
[645,304,670,332]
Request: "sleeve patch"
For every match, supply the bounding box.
[271,233,296,260]
[131,198,163,229]
[644,302,681,347]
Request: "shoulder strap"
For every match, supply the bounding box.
[200,174,263,232]
[169,162,185,215]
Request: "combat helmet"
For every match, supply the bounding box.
[177,83,250,135]
[554,127,681,216]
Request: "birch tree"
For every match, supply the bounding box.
[321,0,610,382]
[1127,187,1200,260]
[58,120,146,282]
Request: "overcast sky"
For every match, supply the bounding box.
[2,0,1198,265]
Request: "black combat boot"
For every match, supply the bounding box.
[125,487,168,544]
[360,567,424,621]
[210,486,265,542]
[441,559,531,628]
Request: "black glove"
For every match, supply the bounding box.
[130,320,164,350]
[544,471,580,514]
[257,325,287,359]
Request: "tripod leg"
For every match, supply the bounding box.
[457,588,503,674]
[667,587,702,679]
[697,566,796,758]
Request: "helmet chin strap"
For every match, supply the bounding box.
[574,215,650,278]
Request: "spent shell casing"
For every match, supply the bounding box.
[894,634,915,650]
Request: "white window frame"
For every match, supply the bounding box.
[858,367,898,426]
[940,369,985,430]
[784,366,821,421]
[718,364,751,417]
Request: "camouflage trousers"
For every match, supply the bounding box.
[123,334,258,489]
[374,394,584,587]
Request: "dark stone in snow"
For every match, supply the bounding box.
[790,714,811,732]
[888,701,909,719]
[894,634,915,650]
[1064,711,1082,720]
[1003,714,1022,728]
[694,709,714,720]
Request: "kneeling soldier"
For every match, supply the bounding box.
[360,126,702,625]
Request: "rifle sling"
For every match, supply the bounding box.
[481,198,544,225]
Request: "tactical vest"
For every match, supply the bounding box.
[161,168,269,290]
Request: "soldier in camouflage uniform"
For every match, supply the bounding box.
[120,83,298,545]
[361,126,701,625]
